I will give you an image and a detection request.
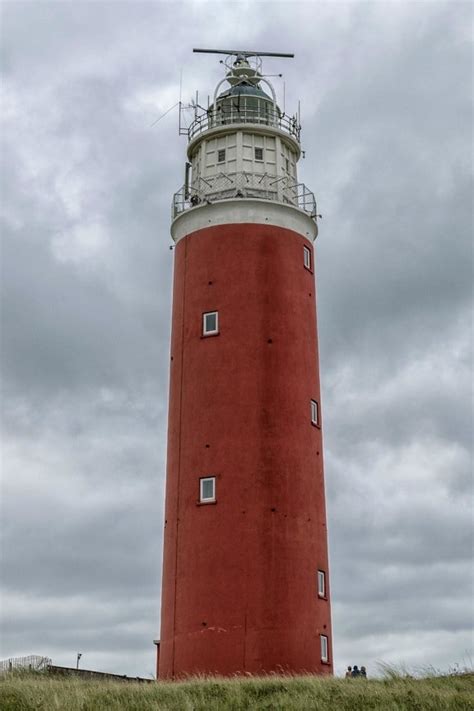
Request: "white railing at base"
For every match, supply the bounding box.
[172,172,317,221]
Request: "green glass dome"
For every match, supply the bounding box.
[211,81,280,127]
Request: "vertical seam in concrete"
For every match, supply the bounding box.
[243,611,247,672]
[171,238,188,677]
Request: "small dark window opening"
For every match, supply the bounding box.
[320,634,329,663]
[255,147,264,161]
[317,570,326,598]
[217,149,226,163]
[200,477,216,503]
[203,311,219,336]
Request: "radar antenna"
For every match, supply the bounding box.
[193,48,294,58]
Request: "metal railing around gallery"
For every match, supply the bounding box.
[184,107,301,143]
[172,171,317,221]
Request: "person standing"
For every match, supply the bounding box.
[345,666,352,678]
[360,666,367,678]
[351,665,361,678]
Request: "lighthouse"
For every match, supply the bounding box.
[157,49,333,679]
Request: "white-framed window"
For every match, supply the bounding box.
[200,477,216,503]
[303,245,312,270]
[255,147,263,161]
[320,634,329,663]
[317,570,326,598]
[203,311,219,336]
[311,399,320,426]
[217,148,226,163]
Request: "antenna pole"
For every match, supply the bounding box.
[178,68,183,136]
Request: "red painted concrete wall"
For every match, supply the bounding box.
[159,222,332,678]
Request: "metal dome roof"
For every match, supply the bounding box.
[217,82,273,102]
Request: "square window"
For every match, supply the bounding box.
[317,570,326,598]
[320,635,329,663]
[200,477,215,503]
[304,246,312,270]
[217,149,226,163]
[311,399,320,426]
[255,147,264,161]
[203,311,218,336]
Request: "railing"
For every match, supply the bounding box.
[0,655,52,673]
[184,108,301,143]
[172,171,317,221]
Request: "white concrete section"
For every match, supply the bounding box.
[236,131,244,174]
[189,130,300,206]
[170,198,318,243]
[188,123,300,163]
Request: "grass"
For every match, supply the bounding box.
[0,669,472,710]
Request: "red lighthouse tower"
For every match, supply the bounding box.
[158,49,333,679]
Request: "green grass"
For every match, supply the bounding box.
[0,670,472,710]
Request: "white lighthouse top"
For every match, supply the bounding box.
[171,49,319,239]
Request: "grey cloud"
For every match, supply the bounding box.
[2,227,166,393]
[322,327,472,455]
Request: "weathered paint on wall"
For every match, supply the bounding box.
[159,222,332,678]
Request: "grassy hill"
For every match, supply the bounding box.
[0,670,472,710]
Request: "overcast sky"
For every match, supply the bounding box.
[1,0,472,679]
